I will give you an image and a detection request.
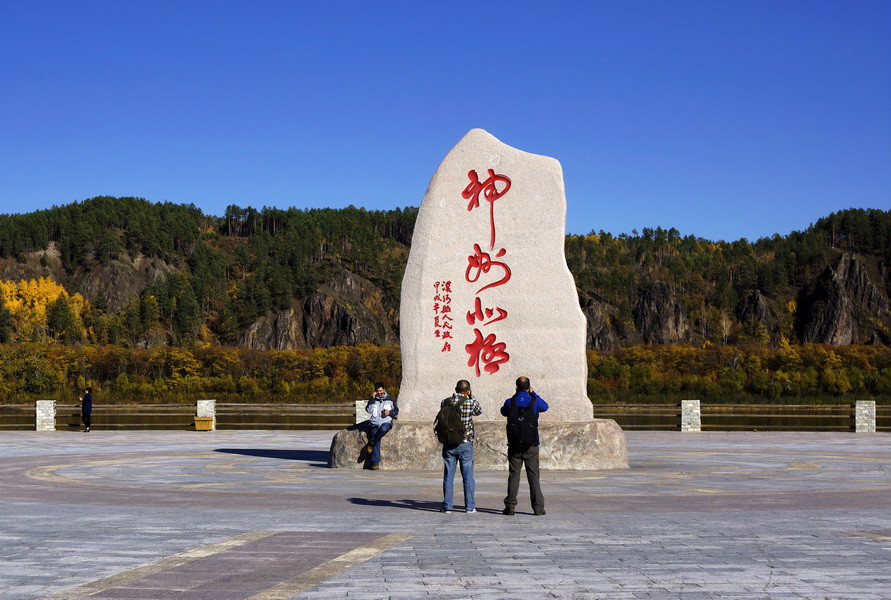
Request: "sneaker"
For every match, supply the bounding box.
[466,509,477,513]
[502,507,515,515]
[440,508,452,514]
[84,428,90,432]
[533,509,546,516]
[370,464,380,470]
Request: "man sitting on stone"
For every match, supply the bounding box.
[365,383,398,470]
[501,376,548,515]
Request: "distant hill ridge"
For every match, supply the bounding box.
[0,197,888,348]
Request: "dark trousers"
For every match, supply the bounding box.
[82,413,91,429]
[504,444,544,512]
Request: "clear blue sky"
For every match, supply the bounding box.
[1,1,888,241]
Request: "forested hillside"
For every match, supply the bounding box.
[0,197,888,350]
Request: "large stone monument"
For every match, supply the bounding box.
[330,129,627,470]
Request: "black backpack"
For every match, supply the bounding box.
[506,394,538,446]
[434,397,466,445]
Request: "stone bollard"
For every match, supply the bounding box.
[855,400,876,433]
[196,399,216,431]
[681,400,701,432]
[355,400,367,424]
[36,400,56,431]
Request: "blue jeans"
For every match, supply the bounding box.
[442,442,475,511]
[368,422,392,465]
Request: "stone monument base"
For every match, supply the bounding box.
[328,420,628,470]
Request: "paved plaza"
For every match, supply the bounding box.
[0,429,888,600]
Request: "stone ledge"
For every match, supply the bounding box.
[328,420,628,470]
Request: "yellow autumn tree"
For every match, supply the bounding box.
[0,278,87,342]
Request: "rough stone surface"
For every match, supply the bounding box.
[241,270,397,349]
[0,242,175,313]
[35,400,55,431]
[329,420,628,470]
[633,281,688,344]
[735,289,775,329]
[797,252,890,345]
[398,129,594,423]
[856,400,877,433]
[681,400,701,432]
[582,297,625,351]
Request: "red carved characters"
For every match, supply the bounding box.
[433,281,453,352]
[463,169,511,250]
[460,169,513,377]
[465,328,509,377]
[465,244,511,294]
[465,297,507,327]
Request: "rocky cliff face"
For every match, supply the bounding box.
[632,282,688,344]
[796,253,890,345]
[240,270,398,349]
[736,289,773,325]
[734,289,781,340]
[0,243,174,311]
[582,299,622,351]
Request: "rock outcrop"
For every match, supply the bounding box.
[582,298,623,351]
[796,253,890,345]
[633,282,688,344]
[0,242,174,312]
[735,289,773,325]
[241,270,398,349]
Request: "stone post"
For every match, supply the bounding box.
[681,400,701,432]
[197,399,216,431]
[36,400,56,431]
[855,400,876,433]
[355,400,366,424]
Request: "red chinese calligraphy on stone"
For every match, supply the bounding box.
[465,244,511,294]
[463,169,511,249]
[433,280,453,352]
[465,328,510,377]
[465,297,508,326]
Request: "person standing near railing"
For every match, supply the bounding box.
[79,387,93,432]
[364,383,398,470]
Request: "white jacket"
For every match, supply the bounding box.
[366,397,395,426]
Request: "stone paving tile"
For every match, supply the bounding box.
[1,431,889,600]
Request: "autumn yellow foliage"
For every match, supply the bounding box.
[0,278,87,342]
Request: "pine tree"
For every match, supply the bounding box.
[47,294,78,343]
[0,296,12,343]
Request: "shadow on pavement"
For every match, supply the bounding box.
[214,448,329,466]
[348,497,443,512]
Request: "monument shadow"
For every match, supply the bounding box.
[214,448,330,467]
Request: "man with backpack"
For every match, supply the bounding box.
[501,376,549,515]
[434,380,482,513]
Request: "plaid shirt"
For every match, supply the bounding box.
[441,393,482,444]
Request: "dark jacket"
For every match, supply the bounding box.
[500,391,548,445]
[81,392,93,415]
